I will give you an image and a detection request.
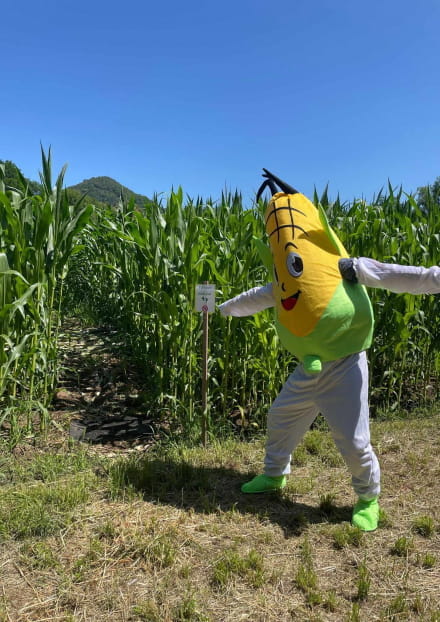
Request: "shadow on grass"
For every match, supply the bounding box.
[108,455,352,538]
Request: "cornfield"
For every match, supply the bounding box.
[326,186,440,411]
[1,151,439,446]
[0,149,92,444]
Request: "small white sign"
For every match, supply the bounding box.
[195,284,216,313]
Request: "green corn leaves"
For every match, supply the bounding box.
[0,149,93,443]
[66,184,439,436]
[332,191,440,413]
[65,190,283,438]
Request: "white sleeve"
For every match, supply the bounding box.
[354,257,440,294]
[218,283,275,316]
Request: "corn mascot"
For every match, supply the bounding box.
[253,170,374,374]
[219,169,440,532]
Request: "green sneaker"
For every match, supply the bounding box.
[241,474,286,494]
[352,497,379,532]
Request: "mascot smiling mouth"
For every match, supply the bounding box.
[281,290,301,311]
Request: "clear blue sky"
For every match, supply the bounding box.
[2,0,439,205]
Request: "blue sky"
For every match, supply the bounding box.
[2,0,439,205]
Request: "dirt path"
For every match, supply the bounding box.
[52,320,160,454]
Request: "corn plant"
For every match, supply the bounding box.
[0,149,93,443]
[328,186,440,413]
[65,189,292,438]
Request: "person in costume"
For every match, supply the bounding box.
[219,169,440,532]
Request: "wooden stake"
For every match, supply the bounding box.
[195,281,215,447]
[201,306,209,447]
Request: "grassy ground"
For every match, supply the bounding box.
[1,414,439,622]
[1,326,439,621]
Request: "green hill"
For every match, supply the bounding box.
[1,160,151,209]
[68,176,151,209]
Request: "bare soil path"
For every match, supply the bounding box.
[52,320,161,454]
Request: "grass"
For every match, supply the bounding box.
[390,535,414,557]
[1,413,440,621]
[355,559,371,601]
[0,472,96,540]
[212,548,265,588]
[412,515,436,537]
[332,524,364,549]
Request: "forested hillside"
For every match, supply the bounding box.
[0,159,150,209]
[68,176,151,209]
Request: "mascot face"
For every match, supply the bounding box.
[264,190,348,338]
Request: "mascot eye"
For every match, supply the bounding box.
[286,252,303,277]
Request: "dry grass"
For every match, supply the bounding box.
[1,412,439,622]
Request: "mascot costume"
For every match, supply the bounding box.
[219,169,440,531]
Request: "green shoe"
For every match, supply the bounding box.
[241,474,286,494]
[352,497,379,532]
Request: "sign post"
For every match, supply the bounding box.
[195,283,216,446]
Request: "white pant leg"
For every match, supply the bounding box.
[264,366,319,476]
[355,257,440,294]
[315,352,380,500]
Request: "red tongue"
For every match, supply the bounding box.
[282,296,298,311]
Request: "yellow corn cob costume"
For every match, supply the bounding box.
[256,170,374,373]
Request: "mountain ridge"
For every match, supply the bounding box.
[68,175,151,208]
[1,159,151,208]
